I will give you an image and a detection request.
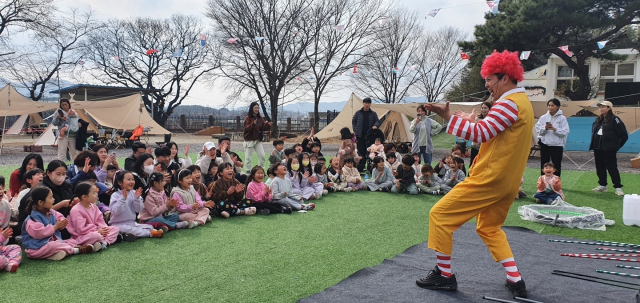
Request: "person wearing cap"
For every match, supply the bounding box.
[243,102,273,172]
[589,100,628,196]
[352,97,380,171]
[534,98,570,177]
[418,50,532,298]
[195,141,233,174]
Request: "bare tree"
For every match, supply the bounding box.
[0,0,54,56]
[351,8,423,104]
[302,0,387,130]
[414,27,466,103]
[1,8,99,101]
[206,0,321,136]
[82,15,220,126]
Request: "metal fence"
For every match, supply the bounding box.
[165,111,339,134]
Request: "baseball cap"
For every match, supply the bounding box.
[597,100,613,108]
[204,142,216,150]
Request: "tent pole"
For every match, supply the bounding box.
[84,88,87,101]
[0,84,10,155]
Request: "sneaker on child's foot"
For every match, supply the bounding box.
[220,211,230,218]
[431,190,440,195]
[176,221,188,229]
[304,203,315,210]
[150,229,164,238]
[283,207,292,214]
[92,241,102,252]
[505,279,527,298]
[6,263,18,273]
[258,208,270,215]
[47,251,67,261]
[344,187,353,192]
[207,215,212,222]
[381,187,389,192]
[416,266,458,291]
[592,185,607,192]
[122,233,137,242]
[159,226,169,233]
[616,188,625,196]
[187,221,198,229]
[322,189,329,196]
[78,245,94,254]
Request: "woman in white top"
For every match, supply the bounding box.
[166,141,193,168]
[409,105,443,165]
[534,98,570,176]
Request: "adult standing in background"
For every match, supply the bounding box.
[409,104,443,165]
[469,101,492,168]
[352,97,380,171]
[534,98,570,177]
[243,102,272,172]
[589,100,628,196]
[52,99,79,162]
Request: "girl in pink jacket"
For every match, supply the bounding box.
[245,166,291,215]
[67,182,120,249]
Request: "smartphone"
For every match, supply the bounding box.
[58,109,64,115]
[546,122,551,125]
[112,152,117,157]
[417,114,422,118]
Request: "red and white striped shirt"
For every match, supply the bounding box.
[447,99,519,143]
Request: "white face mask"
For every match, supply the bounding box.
[51,175,66,186]
[144,165,155,175]
[310,161,317,167]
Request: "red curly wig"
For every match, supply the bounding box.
[480,50,524,83]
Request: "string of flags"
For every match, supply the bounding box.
[200,34,206,46]
[518,40,609,60]
[427,0,498,18]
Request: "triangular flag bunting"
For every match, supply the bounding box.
[172,48,183,58]
[426,9,440,18]
[112,55,120,61]
[491,0,500,14]
[227,38,238,44]
[486,0,495,9]
[353,65,358,74]
[77,59,85,66]
[200,34,206,46]
[392,67,399,74]
[145,49,158,56]
[334,24,345,32]
[559,45,572,57]
[597,41,608,49]
[520,51,531,60]
[254,37,265,42]
[460,52,469,60]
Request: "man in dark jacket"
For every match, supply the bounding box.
[352,97,380,171]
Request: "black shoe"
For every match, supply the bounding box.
[381,187,389,192]
[505,279,527,298]
[283,207,292,214]
[416,266,458,291]
[258,208,270,216]
[122,233,137,242]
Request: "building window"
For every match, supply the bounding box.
[598,62,635,92]
[555,65,589,95]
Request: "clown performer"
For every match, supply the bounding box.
[416,50,533,298]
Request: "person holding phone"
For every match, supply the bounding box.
[534,98,570,177]
[52,99,79,162]
[409,104,442,166]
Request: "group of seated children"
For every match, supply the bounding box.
[0,129,543,274]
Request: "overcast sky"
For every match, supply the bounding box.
[57,0,488,107]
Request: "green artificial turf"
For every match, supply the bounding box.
[1,152,639,302]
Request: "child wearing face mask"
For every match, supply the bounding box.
[287,157,318,201]
[299,153,325,197]
[41,161,78,240]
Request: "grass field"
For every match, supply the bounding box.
[1,152,638,302]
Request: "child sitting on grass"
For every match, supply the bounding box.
[245,166,291,215]
[300,153,325,197]
[21,186,94,261]
[139,172,190,230]
[417,164,442,195]
[186,165,210,201]
[342,157,365,191]
[0,224,20,272]
[328,157,349,192]
[368,138,385,160]
[391,155,418,195]
[365,156,395,192]
[110,171,164,240]
[270,163,314,211]
[211,163,256,218]
[269,139,285,165]
[385,153,400,177]
[287,157,318,200]
[67,182,119,251]
[440,157,465,194]
[412,153,422,179]
[434,155,451,179]
[171,169,215,223]
[314,163,335,193]
[534,162,564,204]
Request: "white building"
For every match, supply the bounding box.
[521,48,640,101]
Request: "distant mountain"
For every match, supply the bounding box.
[283,101,347,113]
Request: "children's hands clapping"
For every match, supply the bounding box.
[166,198,177,208]
[70,197,80,208]
[134,188,143,198]
[204,201,215,208]
[54,219,68,230]
[1,227,13,239]
[235,184,245,193]
[227,186,235,195]
[192,203,201,210]
[303,171,310,179]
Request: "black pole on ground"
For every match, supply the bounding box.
[482,296,519,303]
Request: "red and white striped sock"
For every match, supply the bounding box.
[499,257,522,283]
[436,252,452,277]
